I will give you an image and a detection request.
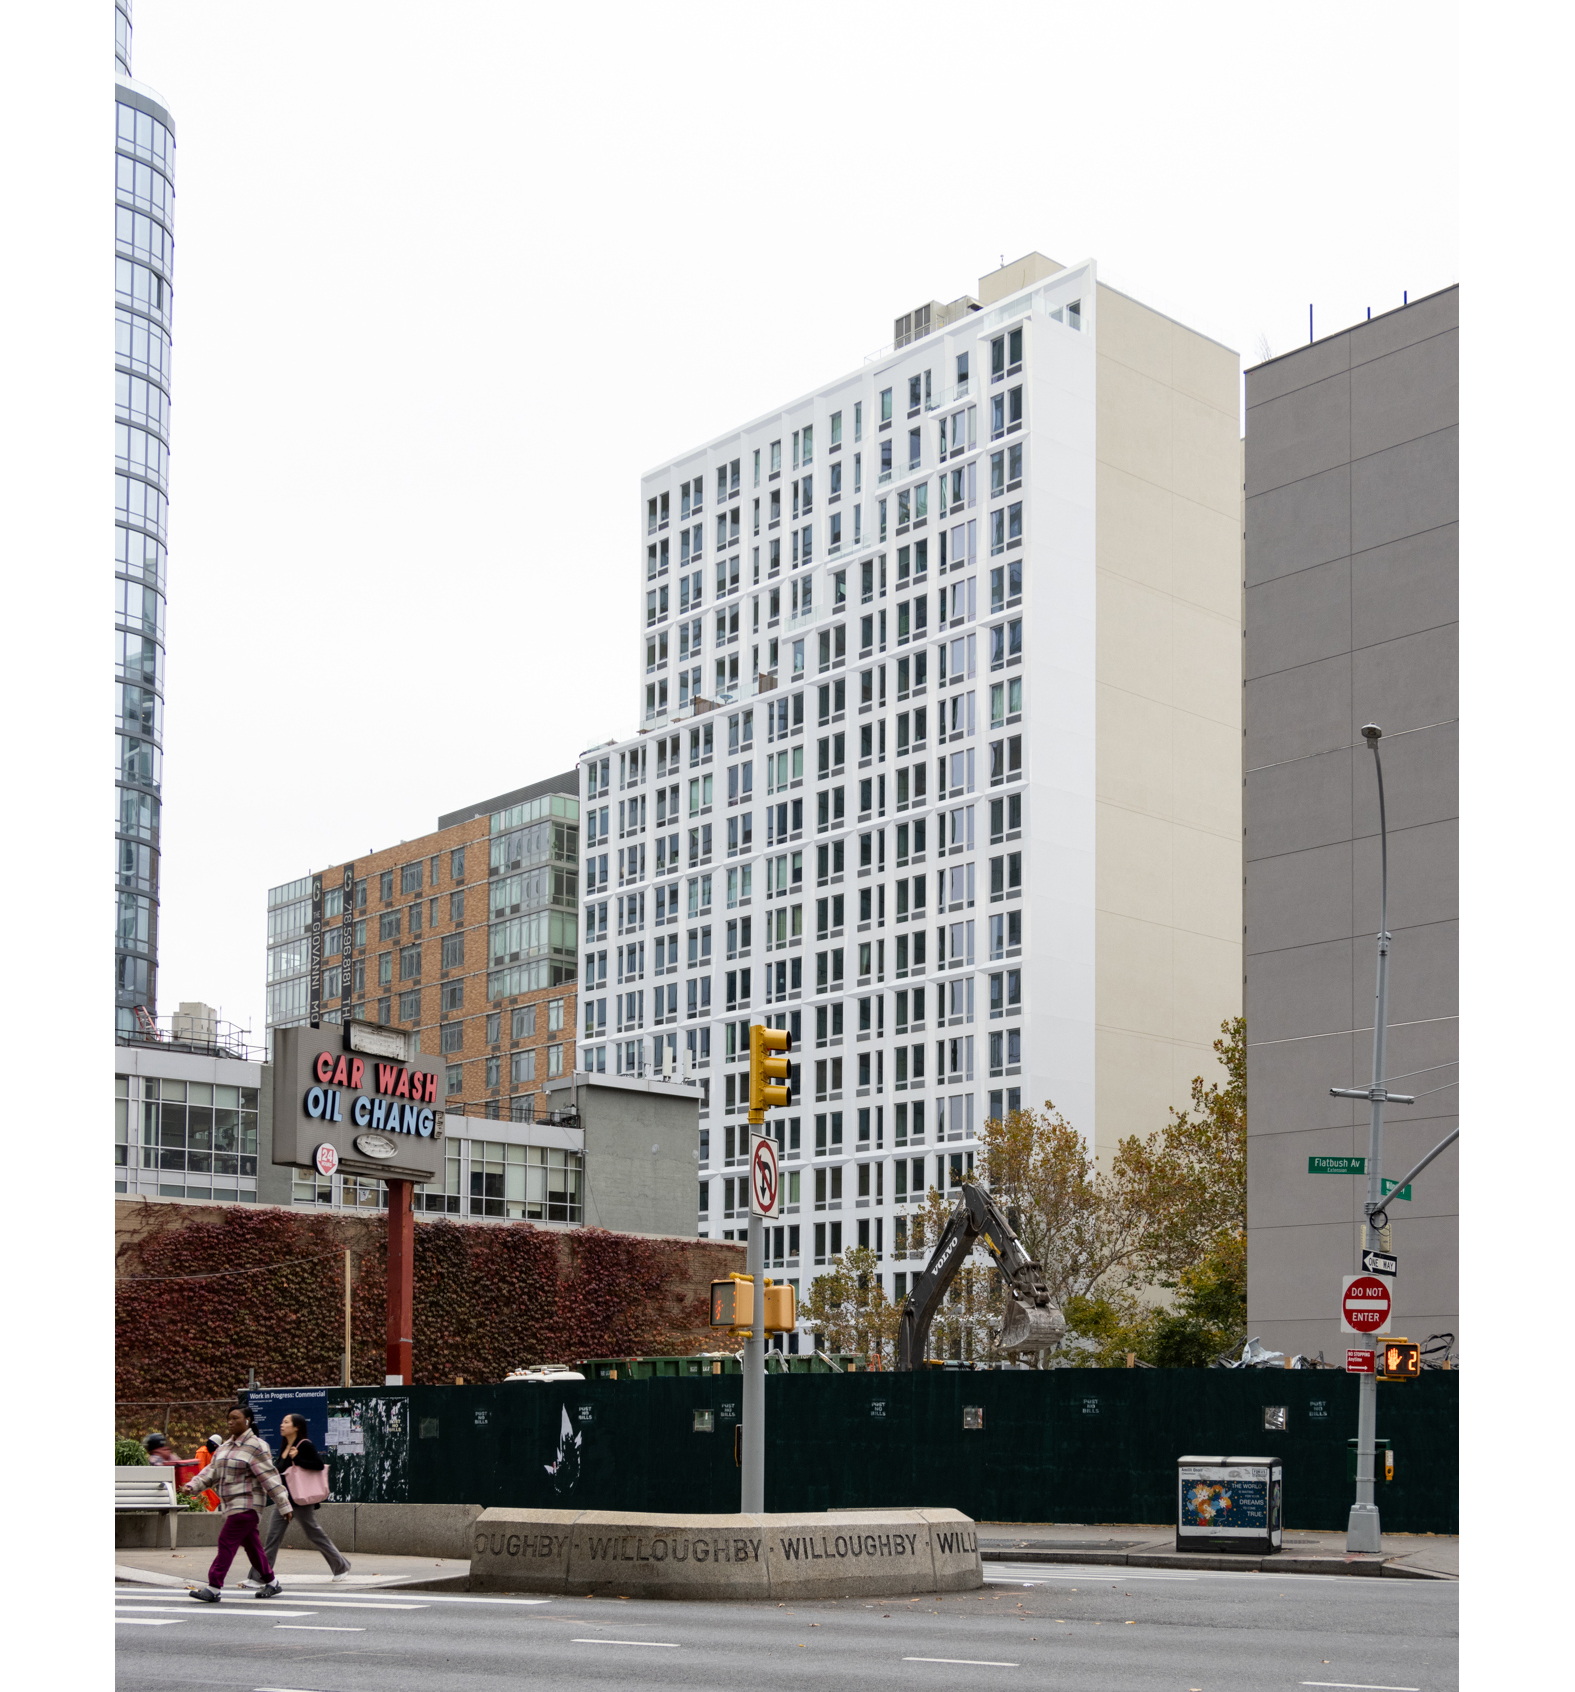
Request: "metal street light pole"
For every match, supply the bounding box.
[1338,724,1397,1553]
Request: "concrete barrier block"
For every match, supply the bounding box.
[917,1508,984,1591]
[469,1509,580,1593]
[761,1512,956,1601]
[354,1503,482,1560]
[261,1502,357,1554]
[567,1512,770,1600]
[115,1511,225,1549]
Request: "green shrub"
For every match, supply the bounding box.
[116,1437,149,1466]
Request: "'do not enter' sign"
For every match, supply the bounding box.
[1341,1273,1392,1335]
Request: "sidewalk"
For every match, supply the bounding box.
[977,1521,1457,1580]
[114,1547,465,1590]
[115,1525,1458,1591]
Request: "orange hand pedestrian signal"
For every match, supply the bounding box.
[1378,1339,1420,1381]
[748,1024,792,1122]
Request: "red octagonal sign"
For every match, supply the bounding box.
[1341,1273,1391,1335]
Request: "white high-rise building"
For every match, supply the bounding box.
[579,254,1243,1325]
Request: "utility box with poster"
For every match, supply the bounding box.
[1176,1455,1283,1555]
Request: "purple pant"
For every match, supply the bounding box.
[208,1509,273,1589]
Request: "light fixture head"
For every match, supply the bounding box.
[1360,723,1382,745]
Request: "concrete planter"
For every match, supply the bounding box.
[469,1507,982,1600]
[115,1502,480,1557]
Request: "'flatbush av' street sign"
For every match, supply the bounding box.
[1307,1156,1411,1199]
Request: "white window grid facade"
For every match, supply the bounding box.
[593,272,1097,1308]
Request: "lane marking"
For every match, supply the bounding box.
[571,1639,680,1648]
[114,1607,319,1618]
[276,1625,366,1632]
[115,1589,554,1607]
[115,1617,182,1626]
[1300,1684,1422,1690]
[273,1600,427,1611]
[904,1658,1020,1668]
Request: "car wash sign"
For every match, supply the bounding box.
[272,1021,445,1184]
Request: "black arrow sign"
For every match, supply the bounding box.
[1362,1249,1398,1278]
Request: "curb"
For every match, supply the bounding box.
[114,1565,190,1588]
[980,1548,1456,1581]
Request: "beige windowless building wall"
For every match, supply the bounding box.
[1090,280,1243,1164]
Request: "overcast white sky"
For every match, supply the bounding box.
[122,1,1458,1036]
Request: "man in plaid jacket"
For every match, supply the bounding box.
[181,1403,293,1601]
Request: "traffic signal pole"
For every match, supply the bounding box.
[740,1179,766,1514]
[741,1023,792,1515]
[1330,726,1408,1555]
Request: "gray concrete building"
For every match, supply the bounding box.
[1243,286,1458,1363]
[544,1073,703,1238]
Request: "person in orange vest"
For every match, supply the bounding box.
[193,1435,224,1511]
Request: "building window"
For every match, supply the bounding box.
[441,1021,464,1053]
[445,1063,463,1095]
[399,990,421,1022]
[401,862,423,894]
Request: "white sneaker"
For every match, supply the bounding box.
[332,1566,353,1582]
[240,1577,262,1589]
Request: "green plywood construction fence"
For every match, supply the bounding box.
[250,1370,1456,1534]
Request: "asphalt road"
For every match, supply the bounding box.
[115,1562,1458,1691]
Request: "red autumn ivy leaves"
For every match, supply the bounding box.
[116,1204,740,1404]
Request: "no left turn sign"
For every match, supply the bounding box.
[749,1133,780,1217]
[1341,1273,1392,1335]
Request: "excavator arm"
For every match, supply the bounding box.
[896,1183,1066,1370]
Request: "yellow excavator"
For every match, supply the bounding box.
[896,1181,1066,1369]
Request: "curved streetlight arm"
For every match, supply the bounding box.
[1365,1126,1460,1229]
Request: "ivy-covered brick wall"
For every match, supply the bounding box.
[115,1198,744,1435]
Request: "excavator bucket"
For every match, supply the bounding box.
[996,1299,1066,1353]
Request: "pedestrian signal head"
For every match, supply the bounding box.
[749,1023,793,1113]
[1378,1339,1420,1381]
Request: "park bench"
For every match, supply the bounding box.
[115,1465,183,1550]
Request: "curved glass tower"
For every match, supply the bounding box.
[114,0,176,1035]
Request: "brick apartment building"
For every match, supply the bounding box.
[266,771,581,1131]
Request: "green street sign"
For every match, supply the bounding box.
[1306,1158,1412,1198]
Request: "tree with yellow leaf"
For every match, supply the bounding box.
[801,1244,902,1366]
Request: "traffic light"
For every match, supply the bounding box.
[749,1023,792,1119]
[710,1275,795,1334]
[711,1274,753,1331]
[1378,1339,1420,1381]
[763,1281,796,1334]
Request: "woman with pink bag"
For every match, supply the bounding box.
[244,1413,351,1584]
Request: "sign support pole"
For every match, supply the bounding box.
[385,1180,414,1385]
[1332,726,1401,1554]
[741,1110,766,1515]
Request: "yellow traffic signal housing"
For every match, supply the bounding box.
[1378,1338,1420,1381]
[749,1023,793,1119]
[710,1275,753,1330]
[710,1274,795,1334]
[763,1281,796,1333]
